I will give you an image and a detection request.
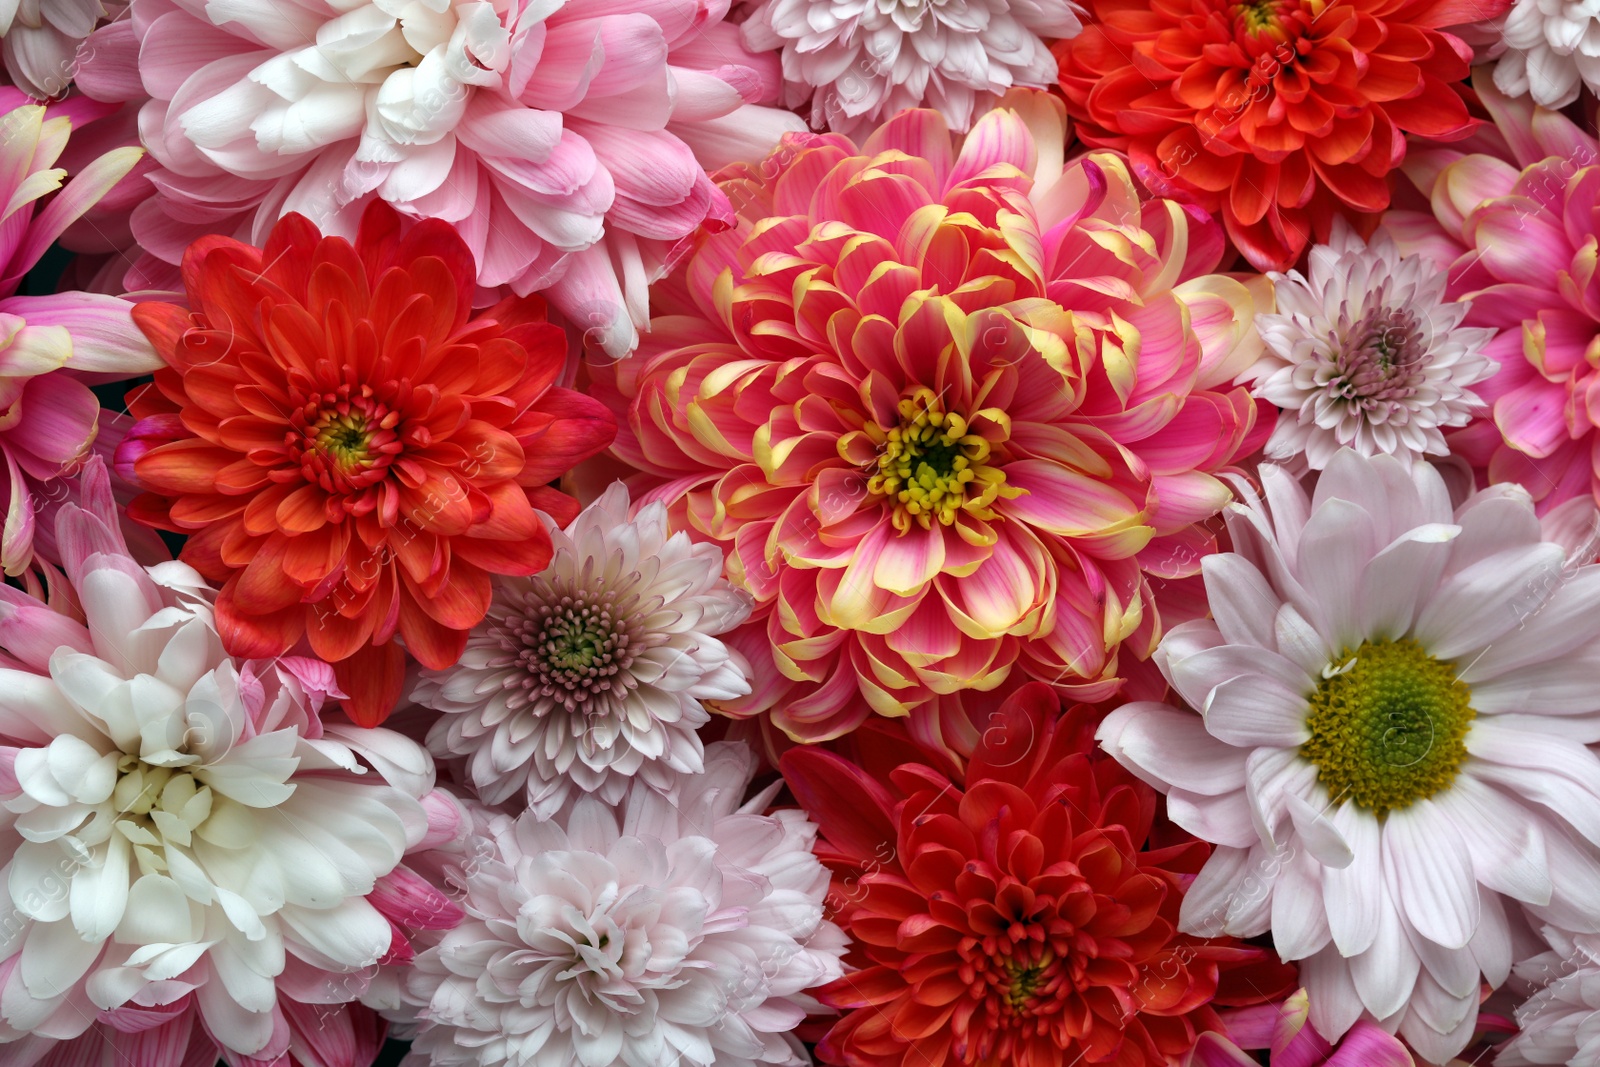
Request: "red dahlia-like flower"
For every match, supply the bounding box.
[1055,0,1502,270]
[117,203,615,724]
[784,683,1297,1067]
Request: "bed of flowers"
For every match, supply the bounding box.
[3,1,1600,1065]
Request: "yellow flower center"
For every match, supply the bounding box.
[1300,638,1475,816]
[1236,0,1283,31]
[1002,952,1054,1009]
[864,388,1018,534]
[314,412,375,470]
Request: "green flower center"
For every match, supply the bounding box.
[545,611,614,671]
[865,387,1019,534]
[1236,0,1283,30]
[314,412,374,469]
[1002,955,1052,1009]
[1300,638,1475,816]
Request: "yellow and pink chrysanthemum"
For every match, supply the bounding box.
[591,90,1273,750]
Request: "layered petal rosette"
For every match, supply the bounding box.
[740,0,1083,137]
[403,741,848,1067]
[412,481,754,819]
[1495,0,1600,109]
[0,0,105,98]
[1385,71,1600,515]
[1053,0,1497,270]
[116,203,616,725]
[1098,449,1600,1062]
[592,91,1272,748]
[1243,222,1496,470]
[0,100,159,576]
[0,458,445,1065]
[123,0,806,355]
[783,683,1298,1067]
[1497,927,1600,1065]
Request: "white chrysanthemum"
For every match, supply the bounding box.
[0,0,102,98]
[413,482,753,819]
[404,741,849,1067]
[0,460,430,1061]
[1097,450,1600,1065]
[1496,0,1600,109]
[1244,223,1496,470]
[740,0,1082,136]
[1498,927,1600,1066]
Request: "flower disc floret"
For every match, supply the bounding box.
[864,387,1018,532]
[1301,638,1475,814]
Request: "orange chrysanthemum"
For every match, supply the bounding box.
[1055,0,1504,270]
[117,204,616,724]
[783,684,1298,1067]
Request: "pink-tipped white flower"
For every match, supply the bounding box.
[404,741,848,1067]
[412,482,753,820]
[0,102,158,576]
[0,458,441,1064]
[1498,927,1600,1066]
[0,0,104,99]
[1245,224,1496,470]
[740,0,1083,136]
[1098,449,1600,1064]
[1495,0,1600,108]
[125,0,806,355]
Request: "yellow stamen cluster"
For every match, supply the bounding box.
[865,388,1017,534]
[1002,951,1055,1009]
[1236,0,1282,30]
[313,411,375,470]
[1300,638,1475,816]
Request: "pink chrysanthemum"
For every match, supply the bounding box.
[412,482,753,819]
[402,741,847,1067]
[0,98,158,576]
[117,0,807,355]
[739,0,1082,137]
[1385,69,1600,513]
[590,90,1272,750]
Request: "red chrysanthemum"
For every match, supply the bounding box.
[783,683,1297,1067]
[1054,0,1505,270]
[117,203,616,724]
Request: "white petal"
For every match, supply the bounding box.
[1095,703,1249,796]
[1435,772,1551,905]
[1286,789,1354,869]
[1203,675,1312,748]
[1358,526,1455,640]
[68,832,129,941]
[1178,845,1275,938]
[1411,543,1565,659]
[1270,846,1332,960]
[1300,946,1368,1042]
[1465,720,1600,846]
[1382,801,1480,950]
[1348,882,1420,1019]
[1323,802,1383,955]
